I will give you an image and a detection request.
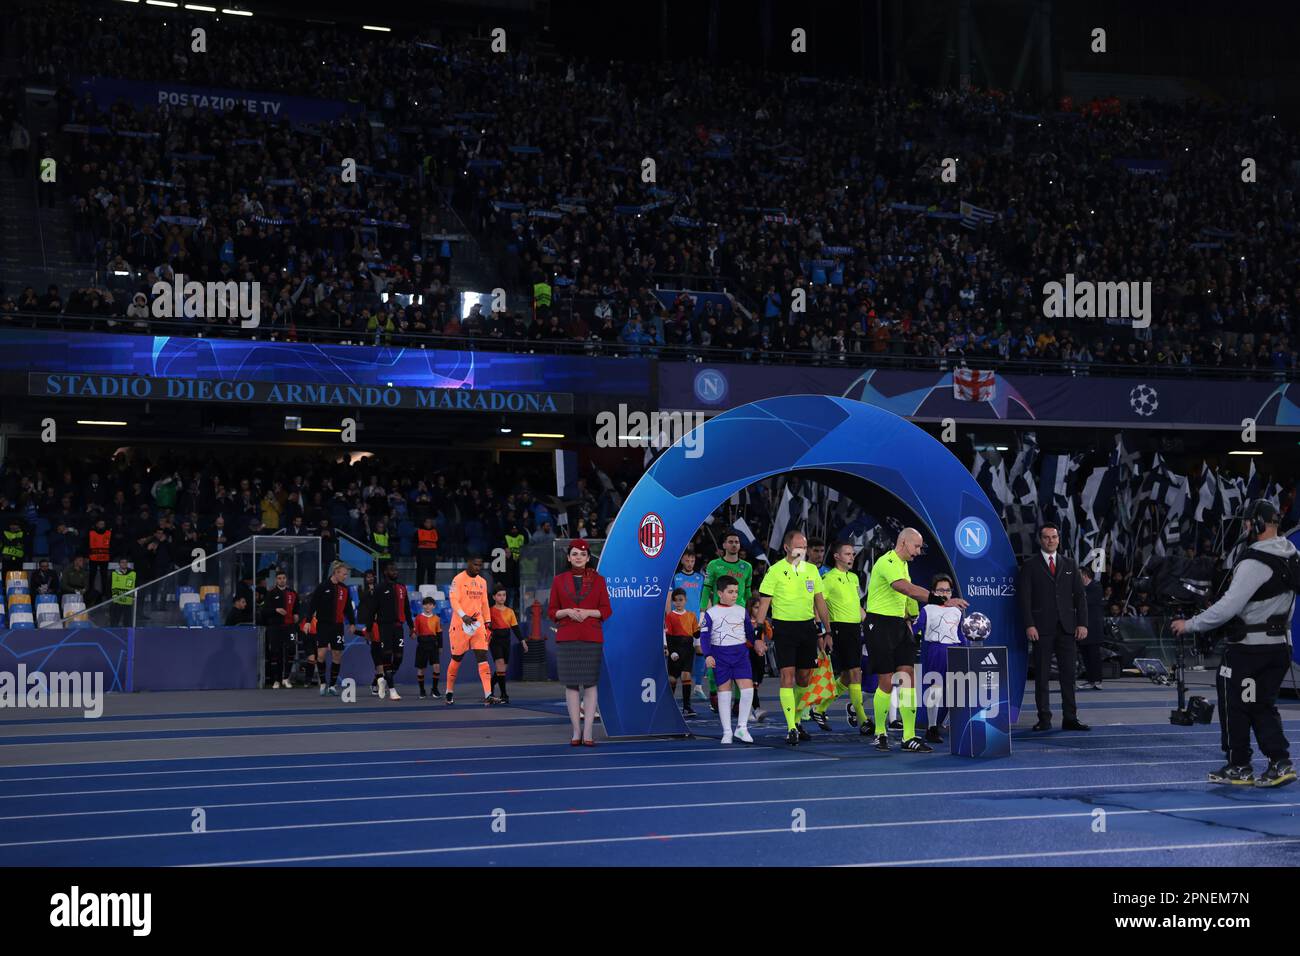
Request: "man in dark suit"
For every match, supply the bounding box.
[1078,566,1106,690]
[1017,522,1090,731]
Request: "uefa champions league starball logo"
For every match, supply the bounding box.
[1129,383,1159,417]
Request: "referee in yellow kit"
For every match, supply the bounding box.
[866,528,968,753]
[754,530,832,747]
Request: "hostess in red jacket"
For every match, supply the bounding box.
[548,567,613,643]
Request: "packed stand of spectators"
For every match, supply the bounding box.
[0,443,1246,625]
[0,450,632,610]
[1,2,1297,378]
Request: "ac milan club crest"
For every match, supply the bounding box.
[638,512,666,558]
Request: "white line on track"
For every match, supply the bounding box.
[0,755,839,800]
[0,747,779,784]
[0,780,1255,850]
[841,839,1300,866]
[0,738,693,769]
[0,758,1220,822]
[1014,727,1287,740]
[0,717,1295,769]
[1021,742,1237,753]
[0,722,557,747]
[192,821,1300,867]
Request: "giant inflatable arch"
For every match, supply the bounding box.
[595,394,1025,738]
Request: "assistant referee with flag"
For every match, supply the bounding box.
[754,530,831,747]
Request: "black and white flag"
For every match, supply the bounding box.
[1193,462,1219,523]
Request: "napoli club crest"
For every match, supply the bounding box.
[638,512,666,558]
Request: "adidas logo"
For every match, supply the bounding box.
[980,653,999,666]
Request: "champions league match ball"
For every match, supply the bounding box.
[961,612,992,643]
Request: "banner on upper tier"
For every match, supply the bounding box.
[74,76,364,123]
[0,330,650,400]
[663,363,1300,429]
[28,372,574,415]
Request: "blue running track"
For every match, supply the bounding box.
[1,679,1298,866]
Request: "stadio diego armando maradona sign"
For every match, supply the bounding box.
[29,373,573,415]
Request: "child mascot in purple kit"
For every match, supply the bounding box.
[699,575,763,744]
[912,573,968,744]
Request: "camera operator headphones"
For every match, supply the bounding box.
[1244,499,1280,538]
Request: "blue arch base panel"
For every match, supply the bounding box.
[596,394,1024,739]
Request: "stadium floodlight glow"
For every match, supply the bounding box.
[146,0,179,7]
[221,6,252,15]
[1229,450,1263,456]
[362,24,391,32]
[499,427,512,434]
[521,433,564,439]
[519,440,534,447]
[76,420,128,426]
[112,270,131,277]
[184,3,218,9]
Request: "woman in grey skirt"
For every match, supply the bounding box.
[548,539,613,746]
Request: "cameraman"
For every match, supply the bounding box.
[1172,500,1297,787]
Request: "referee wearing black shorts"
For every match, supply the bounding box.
[754,530,831,747]
[865,528,968,753]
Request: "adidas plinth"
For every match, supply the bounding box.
[944,644,1011,759]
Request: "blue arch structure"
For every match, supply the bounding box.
[595,394,1025,738]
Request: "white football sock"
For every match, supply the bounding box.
[738,686,754,731]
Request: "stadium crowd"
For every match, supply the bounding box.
[0,450,628,606]
[0,444,1228,625]
[0,2,1297,378]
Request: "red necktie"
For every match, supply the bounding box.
[1048,556,1056,576]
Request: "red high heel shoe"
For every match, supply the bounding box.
[570,738,582,746]
[582,739,597,747]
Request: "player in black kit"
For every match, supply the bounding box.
[374,563,411,700]
[355,569,383,696]
[263,569,300,688]
[309,560,357,697]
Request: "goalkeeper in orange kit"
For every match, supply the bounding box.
[446,555,498,705]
